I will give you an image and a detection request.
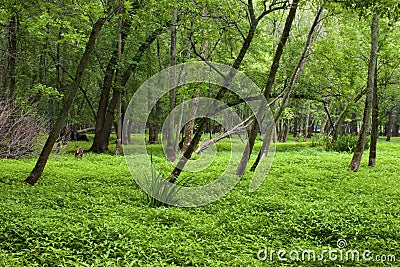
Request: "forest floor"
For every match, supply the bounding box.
[0,136,399,266]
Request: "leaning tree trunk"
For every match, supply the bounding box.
[250,4,323,172]
[94,27,164,152]
[349,13,378,172]
[368,65,378,166]
[169,0,290,182]
[90,19,132,153]
[333,88,366,141]
[25,17,107,185]
[236,0,300,176]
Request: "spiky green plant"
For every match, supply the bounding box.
[144,155,190,207]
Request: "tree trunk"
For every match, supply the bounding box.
[333,89,366,140]
[293,117,298,137]
[181,9,208,153]
[303,113,310,142]
[148,121,160,144]
[319,114,328,138]
[250,4,323,172]
[368,64,378,166]
[169,0,290,182]
[349,13,378,172]
[323,101,335,135]
[91,49,119,152]
[25,17,107,185]
[236,0,300,176]
[166,10,178,162]
[279,119,290,142]
[350,113,358,134]
[90,18,132,153]
[115,7,124,156]
[182,91,200,153]
[92,27,163,152]
[148,38,164,144]
[386,107,395,141]
[392,110,399,137]
[148,84,161,144]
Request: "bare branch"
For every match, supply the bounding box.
[238,0,249,7]
[191,41,227,79]
[258,0,289,21]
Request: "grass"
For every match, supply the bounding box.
[0,137,399,266]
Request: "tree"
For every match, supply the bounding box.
[165,9,178,162]
[250,3,323,172]
[168,0,291,182]
[368,60,378,166]
[25,3,113,185]
[349,12,378,172]
[236,0,300,176]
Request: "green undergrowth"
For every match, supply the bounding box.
[0,138,399,266]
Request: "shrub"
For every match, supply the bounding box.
[322,135,370,153]
[0,101,49,158]
[143,155,189,207]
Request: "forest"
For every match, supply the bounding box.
[0,0,399,266]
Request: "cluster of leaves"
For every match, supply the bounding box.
[321,134,370,153]
[0,138,399,265]
[143,156,189,207]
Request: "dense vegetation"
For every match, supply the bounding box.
[0,0,399,265]
[1,137,399,266]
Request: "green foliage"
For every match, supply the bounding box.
[322,134,370,153]
[0,138,399,265]
[29,84,64,101]
[143,156,189,207]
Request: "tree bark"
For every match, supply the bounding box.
[166,9,178,162]
[148,38,164,144]
[333,89,366,141]
[169,0,289,182]
[349,13,378,172]
[392,109,399,137]
[92,27,163,152]
[90,19,131,153]
[368,65,378,166]
[25,17,107,185]
[250,4,322,172]
[236,0,300,176]
[303,113,310,142]
[182,90,200,153]
[386,107,395,141]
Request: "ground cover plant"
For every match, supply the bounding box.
[0,137,399,266]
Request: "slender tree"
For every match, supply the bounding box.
[25,7,112,185]
[349,12,379,172]
[236,0,300,176]
[166,9,178,162]
[368,59,378,166]
[168,0,290,182]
